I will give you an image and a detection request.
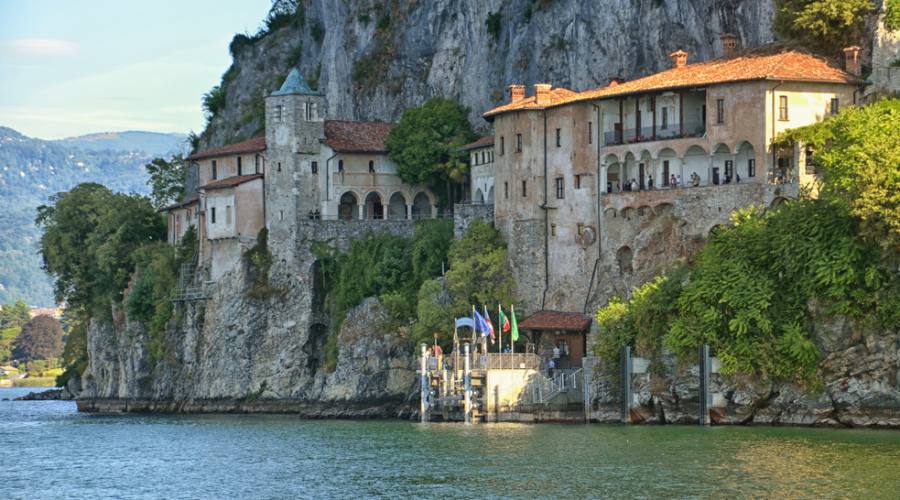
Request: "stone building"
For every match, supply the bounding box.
[165,68,438,281]
[463,135,495,204]
[483,41,861,318]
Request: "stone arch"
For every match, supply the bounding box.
[683,145,708,186]
[637,205,652,217]
[734,141,755,182]
[770,196,788,208]
[639,150,653,189]
[620,207,634,220]
[388,192,407,219]
[412,192,432,219]
[604,207,617,218]
[338,191,358,220]
[657,148,679,188]
[616,246,634,274]
[487,186,494,203]
[712,143,732,185]
[474,188,484,204]
[365,191,384,219]
[623,152,637,188]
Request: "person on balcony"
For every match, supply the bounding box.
[670,174,677,188]
[648,175,654,190]
[630,179,638,192]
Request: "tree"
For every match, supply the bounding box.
[777,98,900,257]
[773,0,874,55]
[36,183,166,315]
[145,155,186,210]
[11,315,64,361]
[385,97,477,207]
[0,300,31,330]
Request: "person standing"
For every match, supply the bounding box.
[648,175,654,190]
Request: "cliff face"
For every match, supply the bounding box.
[202,0,775,147]
[76,261,417,417]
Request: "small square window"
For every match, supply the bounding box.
[311,161,318,174]
[516,134,522,152]
[588,122,592,144]
[210,207,216,224]
[779,96,789,121]
[555,177,564,199]
[551,224,557,237]
[716,99,725,124]
[504,182,509,199]
[575,175,582,189]
[277,162,282,172]
[555,128,561,147]
[830,98,839,115]
[521,180,527,197]
[500,136,505,155]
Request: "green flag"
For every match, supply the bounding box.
[510,305,519,342]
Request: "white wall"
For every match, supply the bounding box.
[206,193,236,239]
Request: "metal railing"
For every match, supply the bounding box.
[528,368,582,404]
[428,352,541,371]
[302,212,454,222]
[604,126,705,145]
[172,262,205,302]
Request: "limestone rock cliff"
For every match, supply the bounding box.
[77,260,417,417]
[202,0,775,147]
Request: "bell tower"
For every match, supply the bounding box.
[265,67,326,263]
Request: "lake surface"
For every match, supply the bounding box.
[2,387,900,499]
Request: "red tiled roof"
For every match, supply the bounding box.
[518,310,592,332]
[324,120,393,153]
[162,196,199,212]
[199,174,263,191]
[484,46,858,118]
[462,135,495,151]
[187,136,266,161]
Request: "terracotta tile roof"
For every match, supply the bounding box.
[199,174,263,191]
[324,120,393,153]
[162,196,199,212]
[518,310,592,332]
[187,136,266,161]
[462,135,495,151]
[484,46,858,119]
[484,87,577,117]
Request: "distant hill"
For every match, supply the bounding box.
[0,126,181,306]
[56,130,188,157]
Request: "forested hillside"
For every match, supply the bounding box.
[0,127,183,306]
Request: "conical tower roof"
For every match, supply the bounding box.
[271,67,320,96]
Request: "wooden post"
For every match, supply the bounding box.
[621,345,632,424]
[699,344,710,425]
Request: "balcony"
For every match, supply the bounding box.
[604,126,706,146]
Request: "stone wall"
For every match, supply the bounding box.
[453,203,494,237]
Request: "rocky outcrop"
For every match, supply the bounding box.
[202,0,776,147]
[588,313,900,428]
[75,259,417,417]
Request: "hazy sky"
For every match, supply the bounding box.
[0,0,272,139]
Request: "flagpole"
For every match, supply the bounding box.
[498,303,502,360]
[511,304,516,355]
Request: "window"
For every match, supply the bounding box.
[279,210,284,221]
[748,158,756,177]
[210,207,216,224]
[472,153,477,166]
[555,128,561,147]
[805,145,817,174]
[255,155,261,174]
[338,160,344,172]
[779,96,789,121]
[830,98,839,115]
[716,99,725,124]
[575,174,582,189]
[311,161,318,174]
[521,180,527,197]
[274,105,283,123]
[661,107,669,129]
[211,160,217,180]
[725,160,733,179]
[237,157,242,176]
[555,177,564,199]
[225,205,232,225]
[277,162,282,172]
[516,134,522,152]
[504,182,509,199]
[662,160,670,186]
[588,122,592,144]
[551,224,557,237]
[481,151,486,164]
[500,136,505,155]
[368,160,375,173]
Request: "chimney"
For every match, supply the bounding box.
[720,33,738,58]
[508,84,525,103]
[534,83,552,104]
[608,76,625,87]
[669,50,688,68]
[842,46,861,76]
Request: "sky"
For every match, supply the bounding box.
[0,0,272,139]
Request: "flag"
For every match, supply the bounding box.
[498,306,511,333]
[510,305,519,342]
[483,305,495,342]
[473,308,490,337]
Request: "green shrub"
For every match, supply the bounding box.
[773,0,873,55]
[202,85,226,118]
[245,228,282,300]
[485,12,502,40]
[885,0,900,31]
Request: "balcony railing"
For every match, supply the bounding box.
[604,126,705,146]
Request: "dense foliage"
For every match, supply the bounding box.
[145,155,187,210]
[886,0,900,31]
[11,315,64,362]
[385,98,477,206]
[773,0,873,55]
[777,98,900,258]
[595,99,900,384]
[0,300,31,362]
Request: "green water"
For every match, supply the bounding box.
[2,387,899,498]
